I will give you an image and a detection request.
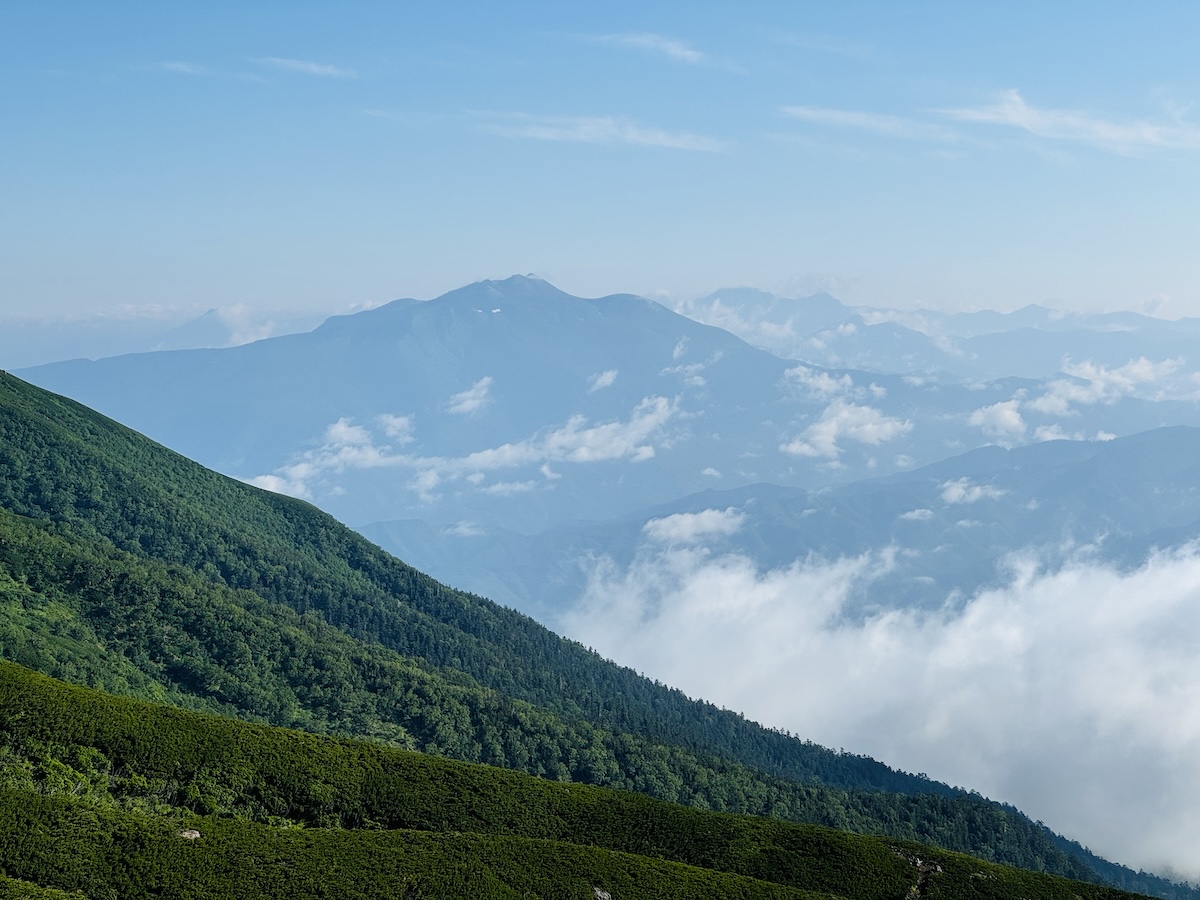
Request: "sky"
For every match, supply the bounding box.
[5,2,1200,319]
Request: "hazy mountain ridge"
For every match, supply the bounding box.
[677,288,1200,379]
[0,306,327,369]
[363,426,1200,622]
[17,276,1200,535]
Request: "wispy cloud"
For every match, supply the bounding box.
[781,400,912,460]
[942,89,1200,154]
[967,399,1026,445]
[249,396,679,501]
[1026,357,1185,415]
[940,478,1006,504]
[588,369,619,392]
[252,56,356,78]
[775,32,875,61]
[593,32,707,65]
[480,113,726,152]
[153,61,208,76]
[447,376,493,415]
[643,507,747,545]
[781,106,960,143]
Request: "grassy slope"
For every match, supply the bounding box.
[0,663,1145,900]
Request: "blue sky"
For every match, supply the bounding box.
[5,2,1200,317]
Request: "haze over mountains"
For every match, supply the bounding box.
[678,288,1200,380]
[13,274,1200,880]
[362,426,1200,622]
[18,276,1200,535]
[0,306,326,370]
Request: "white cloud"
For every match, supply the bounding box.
[155,61,207,75]
[588,369,618,392]
[942,89,1200,154]
[247,474,293,495]
[968,399,1026,444]
[1028,357,1183,415]
[562,540,1200,880]
[249,397,678,499]
[701,467,722,478]
[482,114,725,152]
[643,508,747,545]
[898,508,934,521]
[253,56,356,78]
[463,396,674,468]
[480,479,537,496]
[377,413,415,444]
[595,32,707,65]
[448,376,494,415]
[661,361,711,389]
[1033,424,1085,443]
[410,469,441,502]
[784,365,855,398]
[444,521,484,537]
[245,416,388,497]
[940,478,1006,504]
[780,401,912,460]
[781,106,960,142]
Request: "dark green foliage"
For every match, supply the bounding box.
[0,875,87,900]
[0,791,841,900]
[0,667,1148,900]
[0,371,1191,900]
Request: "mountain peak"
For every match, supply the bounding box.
[435,274,581,307]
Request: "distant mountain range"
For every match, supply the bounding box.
[676,288,1200,379]
[362,426,1200,623]
[17,276,1200,533]
[0,306,325,370]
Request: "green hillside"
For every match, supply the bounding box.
[0,370,1188,898]
[0,663,1146,900]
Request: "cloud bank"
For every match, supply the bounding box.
[562,528,1200,880]
[248,396,678,500]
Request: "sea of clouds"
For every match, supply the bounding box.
[562,507,1200,881]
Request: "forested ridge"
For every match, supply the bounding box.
[0,370,1190,899]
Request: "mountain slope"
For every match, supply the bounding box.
[0,662,1149,900]
[0,370,1191,897]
